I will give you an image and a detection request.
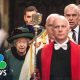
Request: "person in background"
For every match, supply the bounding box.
[19,13,60,80]
[64,4,80,44]
[45,13,60,43]
[4,27,34,80]
[36,15,80,80]
[23,6,37,26]
[23,5,43,35]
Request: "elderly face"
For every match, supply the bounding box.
[53,16,70,43]
[45,17,55,40]
[15,38,29,55]
[64,6,79,29]
[24,11,37,26]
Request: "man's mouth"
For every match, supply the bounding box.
[69,22,74,25]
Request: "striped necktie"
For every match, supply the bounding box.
[72,29,76,42]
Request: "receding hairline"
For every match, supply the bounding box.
[64,4,79,14]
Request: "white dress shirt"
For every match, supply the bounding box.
[68,25,79,44]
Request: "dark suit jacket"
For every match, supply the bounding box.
[78,26,80,44]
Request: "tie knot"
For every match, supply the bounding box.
[72,29,75,33]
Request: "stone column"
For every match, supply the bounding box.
[0,0,9,32]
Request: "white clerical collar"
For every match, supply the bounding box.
[54,38,69,50]
[55,38,69,45]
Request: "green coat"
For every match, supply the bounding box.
[5,47,26,80]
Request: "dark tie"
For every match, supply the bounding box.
[72,29,76,42]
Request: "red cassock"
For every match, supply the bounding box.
[41,41,80,80]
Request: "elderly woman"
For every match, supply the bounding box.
[4,27,34,80]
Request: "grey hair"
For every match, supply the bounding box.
[60,15,70,27]
[64,4,79,15]
[46,13,60,22]
[54,15,70,28]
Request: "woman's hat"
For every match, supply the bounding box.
[8,27,34,43]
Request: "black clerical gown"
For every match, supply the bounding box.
[37,40,80,80]
[50,42,71,80]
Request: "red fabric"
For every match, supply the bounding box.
[41,41,80,80]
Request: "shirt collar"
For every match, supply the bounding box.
[55,38,69,45]
[74,25,79,34]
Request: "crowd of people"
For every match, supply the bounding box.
[0,3,80,80]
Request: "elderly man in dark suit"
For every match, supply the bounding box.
[64,4,80,44]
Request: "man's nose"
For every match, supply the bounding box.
[58,26,62,31]
[69,16,73,20]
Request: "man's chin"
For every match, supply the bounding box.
[70,25,76,29]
